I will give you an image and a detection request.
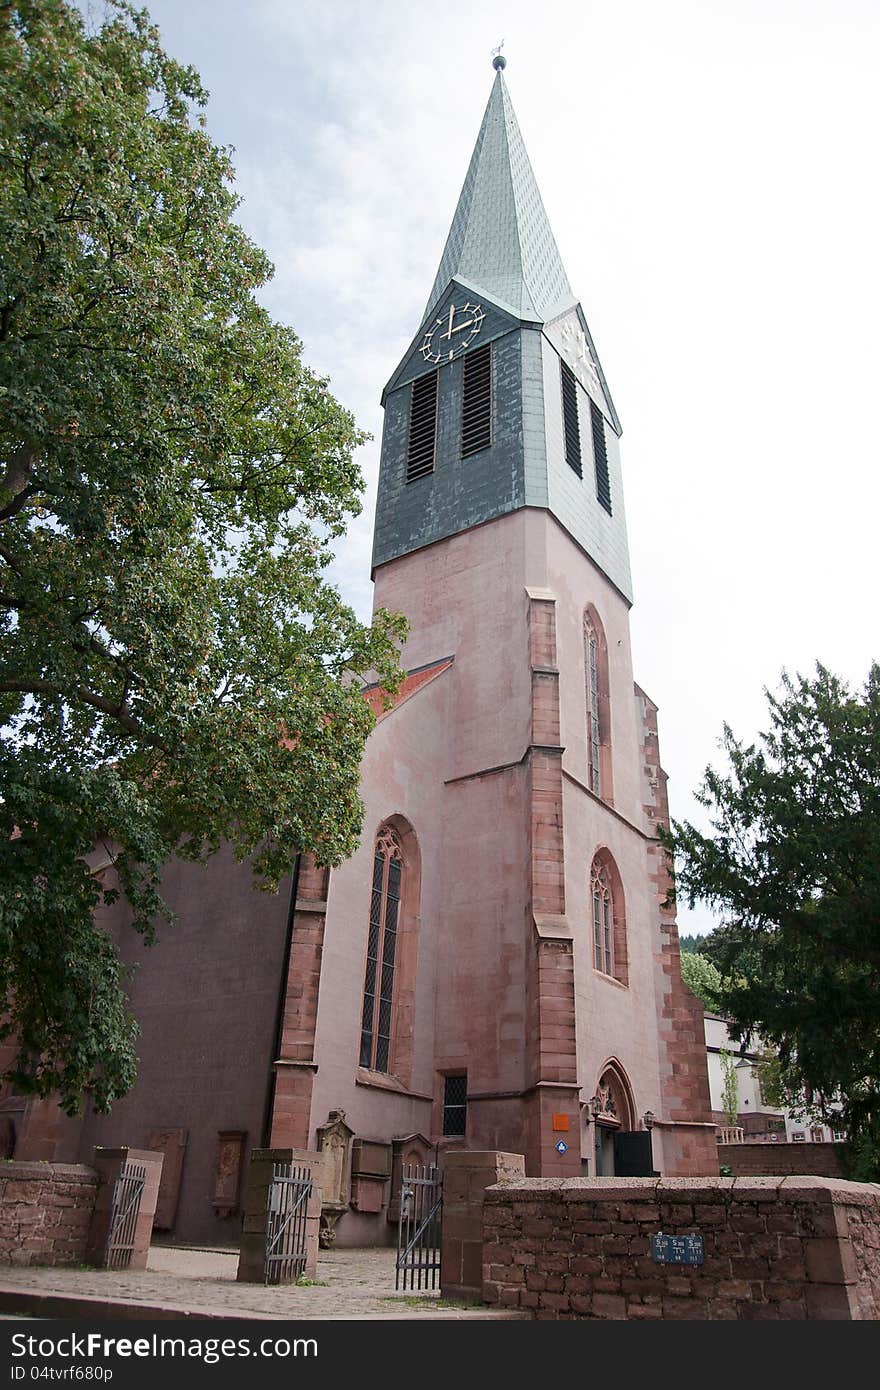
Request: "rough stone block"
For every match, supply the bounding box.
[805,1237,853,1285]
[592,1293,627,1319]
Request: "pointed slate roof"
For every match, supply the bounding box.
[425,67,577,324]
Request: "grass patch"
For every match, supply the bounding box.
[384,1295,484,1310]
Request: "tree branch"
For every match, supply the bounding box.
[0,444,39,522]
[0,678,147,738]
[0,542,23,574]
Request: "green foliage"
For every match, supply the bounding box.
[664,663,880,1161]
[679,948,724,1012]
[753,1047,786,1110]
[0,2,405,1114]
[838,1124,880,1184]
[719,1049,739,1128]
[678,933,708,955]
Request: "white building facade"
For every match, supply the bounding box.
[704,1015,845,1146]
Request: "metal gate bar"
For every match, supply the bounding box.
[395,1162,442,1291]
[105,1161,147,1270]
[264,1162,313,1285]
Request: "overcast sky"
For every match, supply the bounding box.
[132,0,879,935]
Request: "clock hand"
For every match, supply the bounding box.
[448,319,474,334]
[445,304,456,340]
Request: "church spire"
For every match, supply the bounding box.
[425,61,577,325]
[374,57,629,603]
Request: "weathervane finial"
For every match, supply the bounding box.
[491,40,506,71]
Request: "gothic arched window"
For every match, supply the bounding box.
[585,619,601,794]
[591,861,614,977]
[360,825,403,1073]
[584,607,612,802]
[589,852,628,986]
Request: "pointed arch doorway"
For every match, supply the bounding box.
[587,1062,657,1177]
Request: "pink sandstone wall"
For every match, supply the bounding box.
[373,510,534,779]
[310,671,452,1142]
[718,1143,847,1180]
[314,515,539,1159]
[309,505,709,1213]
[638,687,717,1175]
[77,845,290,1245]
[536,508,713,1172]
[269,854,329,1153]
[0,1162,97,1267]
[482,1176,880,1319]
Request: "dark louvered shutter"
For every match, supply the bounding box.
[590,398,612,514]
[560,361,582,477]
[461,343,492,457]
[406,371,438,482]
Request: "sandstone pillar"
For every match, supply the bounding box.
[85,1147,163,1270]
[440,1150,525,1301]
[237,1147,322,1284]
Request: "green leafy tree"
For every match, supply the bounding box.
[665,663,880,1176]
[719,1049,739,1129]
[679,948,723,1012]
[753,1047,785,1110]
[0,1,405,1115]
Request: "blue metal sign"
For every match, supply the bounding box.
[554,1140,568,1154]
[650,1232,704,1266]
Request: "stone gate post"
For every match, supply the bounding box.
[440,1150,525,1302]
[237,1147,323,1283]
[85,1147,164,1270]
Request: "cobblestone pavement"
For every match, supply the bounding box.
[0,1244,528,1320]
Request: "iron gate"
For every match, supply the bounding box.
[264,1161,313,1285]
[395,1162,442,1290]
[104,1160,147,1269]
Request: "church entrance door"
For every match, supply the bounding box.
[594,1123,655,1176]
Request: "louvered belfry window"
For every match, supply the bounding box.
[406,371,438,482]
[461,343,492,457]
[560,360,582,477]
[360,826,403,1072]
[590,398,612,514]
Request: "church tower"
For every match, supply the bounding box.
[348,56,716,1180]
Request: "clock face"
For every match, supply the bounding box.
[560,319,601,395]
[420,301,485,365]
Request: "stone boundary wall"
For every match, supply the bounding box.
[0,1162,98,1267]
[718,1143,846,1180]
[482,1176,880,1319]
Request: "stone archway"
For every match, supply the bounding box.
[589,1061,650,1176]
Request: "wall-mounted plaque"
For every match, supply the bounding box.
[651,1232,704,1266]
[147,1127,188,1231]
[212,1130,246,1218]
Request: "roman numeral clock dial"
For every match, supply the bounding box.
[420,301,485,364]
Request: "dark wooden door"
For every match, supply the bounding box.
[612,1130,657,1176]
